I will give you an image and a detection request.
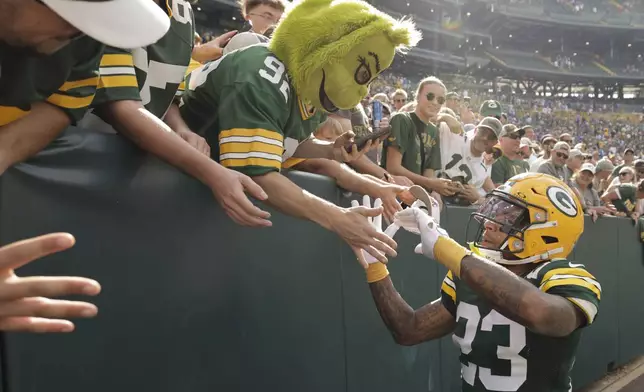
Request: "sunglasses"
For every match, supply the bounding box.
[562,139,573,144]
[556,152,569,159]
[426,92,446,105]
[619,172,631,177]
[505,133,521,140]
[394,98,406,103]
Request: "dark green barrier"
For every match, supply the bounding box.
[0,128,642,392]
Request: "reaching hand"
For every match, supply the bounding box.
[332,131,369,163]
[192,30,237,62]
[210,167,272,227]
[0,233,101,333]
[330,201,398,269]
[395,207,450,259]
[350,196,402,265]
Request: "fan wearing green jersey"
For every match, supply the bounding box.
[81,0,271,227]
[180,0,422,265]
[367,173,601,392]
[0,0,169,174]
[0,0,169,333]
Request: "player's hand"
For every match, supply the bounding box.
[395,207,451,259]
[210,167,272,227]
[329,204,398,269]
[192,30,237,62]
[332,131,369,163]
[0,233,101,333]
[176,129,210,156]
[350,196,401,265]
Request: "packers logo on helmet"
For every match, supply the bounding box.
[467,173,584,265]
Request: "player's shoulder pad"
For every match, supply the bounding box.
[526,259,594,285]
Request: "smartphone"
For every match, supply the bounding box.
[372,100,383,130]
[347,127,391,152]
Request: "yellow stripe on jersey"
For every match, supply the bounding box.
[220,128,284,143]
[441,270,456,302]
[98,75,139,89]
[221,157,282,170]
[178,59,203,94]
[220,141,283,156]
[100,54,134,67]
[0,106,30,126]
[541,278,601,300]
[283,157,306,169]
[541,267,596,283]
[46,93,95,109]
[59,77,100,92]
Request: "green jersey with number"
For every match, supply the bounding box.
[440,259,601,392]
[381,111,441,174]
[90,0,194,119]
[612,184,638,214]
[0,37,103,126]
[180,45,323,176]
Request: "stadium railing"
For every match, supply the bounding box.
[0,127,641,392]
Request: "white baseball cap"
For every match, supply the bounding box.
[223,32,270,55]
[580,163,595,174]
[41,0,171,49]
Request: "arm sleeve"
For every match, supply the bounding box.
[491,160,506,184]
[217,82,289,177]
[383,114,409,154]
[440,270,457,317]
[45,38,103,124]
[92,46,141,107]
[538,262,601,326]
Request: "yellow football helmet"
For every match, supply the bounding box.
[467,173,584,265]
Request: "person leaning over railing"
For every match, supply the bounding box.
[601,179,644,222]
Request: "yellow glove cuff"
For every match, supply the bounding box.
[434,236,469,278]
[366,262,389,283]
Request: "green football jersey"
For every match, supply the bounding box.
[380,111,441,174]
[91,0,195,119]
[440,259,601,392]
[612,183,638,214]
[0,37,103,126]
[180,45,322,176]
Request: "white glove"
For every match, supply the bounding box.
[393,186,441,234]
[351,195,401,264]
[394,207,451,259]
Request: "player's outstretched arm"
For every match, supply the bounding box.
[459,256,585,337]
[369,276,455,345]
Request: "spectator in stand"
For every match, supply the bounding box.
[390,89,408,112]
[560,133,574,146]
[382,77,460,198]
[611,148,636,180]
[522,125,536,141]
[601,179,644,222]
[606,166,636,193]
[446,92,460,116]
[538,142,571,184]
[635,160,644,181]
[238,0,286,36]
[479,100,503,121]
[565,149,584,183]
[593,159,615,194]
[491,124,528,185]
[570,163,609,222]
[530,134,557,172]
[520,137,539,168]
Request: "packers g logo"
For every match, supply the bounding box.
[546,186,578,217]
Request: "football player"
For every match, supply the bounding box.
[180,0,421,265]
[366,173,601,392]
[0,0,170,172]
[77,0,270,227]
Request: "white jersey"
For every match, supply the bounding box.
[438,123,489,193]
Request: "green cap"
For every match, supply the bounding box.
[479,100,502,117]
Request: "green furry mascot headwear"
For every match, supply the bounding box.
[269,0,421,112]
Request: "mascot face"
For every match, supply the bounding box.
[269,0,421,113]
[303,33,396,111]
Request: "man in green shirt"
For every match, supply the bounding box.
[601,179,644,222]
[611,148,636,180]
[491,124,528,185]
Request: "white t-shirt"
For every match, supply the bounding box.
[530,156,546,172]
[438,123,489,195]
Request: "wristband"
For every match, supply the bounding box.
[433,236,470,278]
[366,262,389,283]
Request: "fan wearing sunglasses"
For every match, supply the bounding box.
[381,77,461,199]
[490,124,529,186]
[537,142,572,184]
